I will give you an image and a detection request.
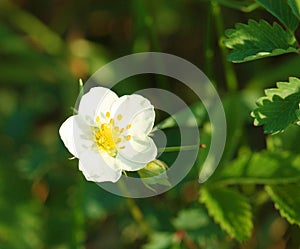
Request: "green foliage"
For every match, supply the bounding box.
[2,0,300,248]
[296,107,300,120]
[172,208,209,230]
[266,184,300,225]
[220,0,300,245]
[251,77,300,134]
[143,233,174,249]
[220,91,257,162]
[211,151,300,184]
[257,0,299,31]
[200,186,253,241]
[224,20,299,63]
[172,207,226,248]
[288,0,300,19]
[267,124,300,154]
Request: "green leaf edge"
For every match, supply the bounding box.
[251,77,300,134]
[265,185,300,226]
[257,0,299,31]
[224,20,299,63]
[210,150,300,185]
[229,47,299,63]
[288,0,300,20]
[200,186,253,241]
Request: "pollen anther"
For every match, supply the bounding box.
[91,111,133,157]
[117,114,123,120]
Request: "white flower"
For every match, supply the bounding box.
[59,87,157,183]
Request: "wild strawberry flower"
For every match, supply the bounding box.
[59,87,157,183]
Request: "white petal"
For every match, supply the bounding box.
[78,150,122,183]
[78,87,118,124]
[130,108,155,136]
[117,136,157,166]
[59,115,93,158]
[110,94,155,135]
[116,155,148,171]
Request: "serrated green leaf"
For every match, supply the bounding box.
[173,207,226,248]
[266,183,300,225]
[257,0,299,31]
[143,232,174,249]
[211,151,300,185]
[288,0,300,19]
[251,77,300,134]
[224,20,299,63]
[172,208,210,230]
[253,95,299,133]
[200,186,253,241]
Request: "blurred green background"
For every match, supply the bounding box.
[1,0,300,248]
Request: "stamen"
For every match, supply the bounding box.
[91,113,132,158]
[117,114,123,120]
[93,122,117,157]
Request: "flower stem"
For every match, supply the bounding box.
[158,144,205,153]
[118,180,152,236]
[204,1,214,84]
[125,198,152,235]
[212,1,238,92]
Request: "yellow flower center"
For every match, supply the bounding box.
[91,112,131,157]
[94,123,117,157]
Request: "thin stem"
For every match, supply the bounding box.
[118,180,152,236]
[125,198,152,235]
[212,1,239,92]
[147,2,170,89]
[204,1,214,84]
[158,145,203,153]
[131,0,169,89]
